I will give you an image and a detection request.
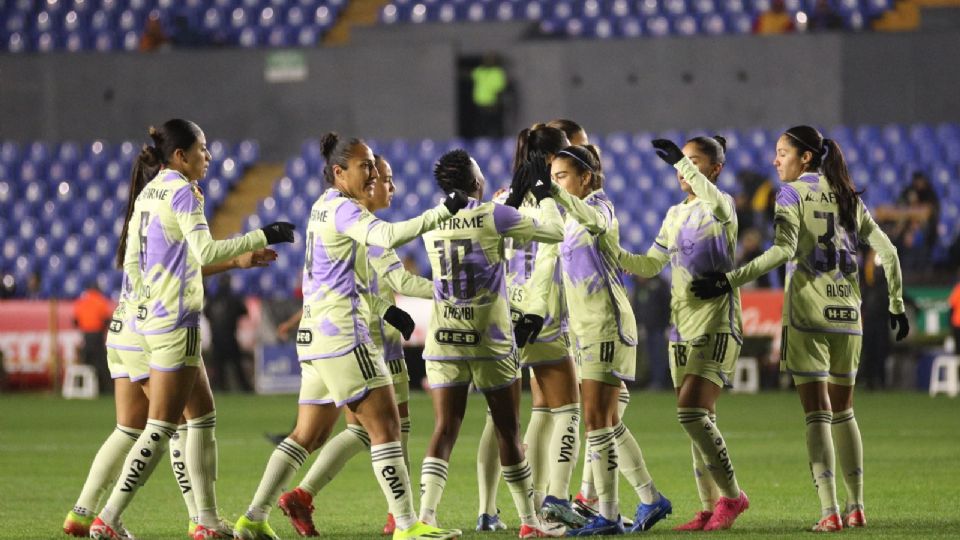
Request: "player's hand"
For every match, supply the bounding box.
[262,222,296,244]
[525,151,553,202]
[504,163,531,208]
[277,320,294,340]
[652,139,684,166]
[443,189,470,215]
[384,305,416,340]
[236,248,278,269]
[691,271,731,300]
[889,311,909,341]
[514,314,545,347]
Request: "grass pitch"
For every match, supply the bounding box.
[2,390,958,539]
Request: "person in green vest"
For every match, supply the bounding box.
[471,52,508,137]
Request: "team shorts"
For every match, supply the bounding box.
[106,318,149,381]
[781,326,862,386]
[668,333,740,389]
[385,356,410,404]
[299,342,392,407]
[576,340,636,386]
[142,327,202,372]
[426,351,520,392]
[520,333,571,368]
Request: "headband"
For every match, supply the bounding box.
[557,149,595,173]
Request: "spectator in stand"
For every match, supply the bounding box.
[807,0,845,32]
[204,274,253,392]
[949,271,960,353]
[170,14,207,48]
[893,171,939,271]
[139,12,169,52]
[736,228,774,288]
[859,249,892,389]
[753,0,796,34]
[73,281,114,393]
[632,275,671,390]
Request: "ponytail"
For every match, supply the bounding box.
[783,125,861,232]
[320,131,365,185]
[115,120,202,268]
[513,123,569,174]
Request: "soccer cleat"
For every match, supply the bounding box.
[476,512,508,531]
[393,521,462,539]
[232,516,279,540]
[673,511,713,531]
[565,515,624,536]
[541,496,588,528]
[89,517,122,540]
[519,521,566,538]
[628,494,672,532]
[188,521,198,538]
[278,487,319,537]
[703,491,749,531]
[64,510,93,537]
[383,513,396,535]
[844,508,866,528]
[571,494,599,521]
[811,513,843,532]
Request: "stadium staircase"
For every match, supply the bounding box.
[210,163,284,240]
[324,0,392,45]
[874,0,960,31]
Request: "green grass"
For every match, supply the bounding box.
[1,390,958,539]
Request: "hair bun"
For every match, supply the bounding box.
[712,135,727,151]
[320,132,340,160]
[139,144,162,166]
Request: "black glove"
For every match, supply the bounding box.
[443,189,470,215]
[652,139,684,166]
[261,221,296,244]
[889,312,909,341]
[384,305,415,340]
[514,314,544,348]
[526,152,553,202]
[504,163,531,208]
[690,271,732,300]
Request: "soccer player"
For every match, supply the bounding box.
[63,248,274,539]
[691,126,909,532]
[275,154,436,537]
[418,149,564,538]
[479,124,585,531]
[548,145,670,536]
[89,119,295,540]
[233,133,466,540]
[612,136,749,531]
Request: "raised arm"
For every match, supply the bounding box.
[550,184,609,235]
[172,184,269,265]
[337,198,454,249]
[495,199,564,244]
[369,246,433,299]
[675,157,734,223]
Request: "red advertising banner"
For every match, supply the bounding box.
[0,300,85,387]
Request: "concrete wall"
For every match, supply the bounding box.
[1,28,958,159]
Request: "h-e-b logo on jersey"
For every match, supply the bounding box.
[436,328,479,346]
[296,329,313,346]
[136,305,147,321]
[109,319,123,333]
[824,306,858,323]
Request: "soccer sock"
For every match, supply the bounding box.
[831,408,864,511]
[502,459,538,528]
[418,457,448,525]
[613,422,658,504]
[587,427,619,520]
[245,438,309,522]
[476,410,501,516]
[169,424,197,523]
[691,413,720,511]
[617,385,630,418]
[299,424,370,496]
[186,411,219,527]
[99,420,177,527]
[678,408,741,499]
[371,442,417,530]
[578,445,596,500]
[524,407,552,508]
[546,404,581,499]
[73,425,141,516]
[400,416,412,474]
[805,410,839,517]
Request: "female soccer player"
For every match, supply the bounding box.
[612,136,749,531]
[233,133,466,540]
[89,119,295,540]
[275,155,436,537]
[691,126,909,532]
[417,148,565,538]
[549,145,670,536]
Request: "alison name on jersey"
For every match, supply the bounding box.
[825,283,854,298]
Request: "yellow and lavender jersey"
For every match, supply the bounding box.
[617,157,742,342]
[123,169,267,334]
[106,272,144,353]
[727,172,905,334]
[422,198,563,361]
[299,188,452,360]
[362,244,433,362]
[550,186,637,347]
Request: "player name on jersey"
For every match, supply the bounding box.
[436,215,485,230]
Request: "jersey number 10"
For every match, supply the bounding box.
[435,239,477,299]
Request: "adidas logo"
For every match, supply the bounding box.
[536,180,544,186]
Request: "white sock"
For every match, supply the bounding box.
[613,422,658,504]
[186,411,219,527]
[371,442,417,530]
[74,425,141,515]
[418,457,449,525]
[524,407,552,508]
[547,404,581,499]
[400,416,412,474]
[169,424,197,522]
[299,424,369,496]
[99,420,177,526]
[503,459,538,528]
[476,411,501,516]
[831,408,864,511]
[678,408,740,499]
[245,438,309,522]
[587,427,619,521]
[806,410,839,517]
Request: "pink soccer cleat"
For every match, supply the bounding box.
[812,513,843,532]
[703,491,749,531]
[278,487,319,537]
[673,511,714,531]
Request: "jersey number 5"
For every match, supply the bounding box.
[813,211,857,275]
[435,239,477,299]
